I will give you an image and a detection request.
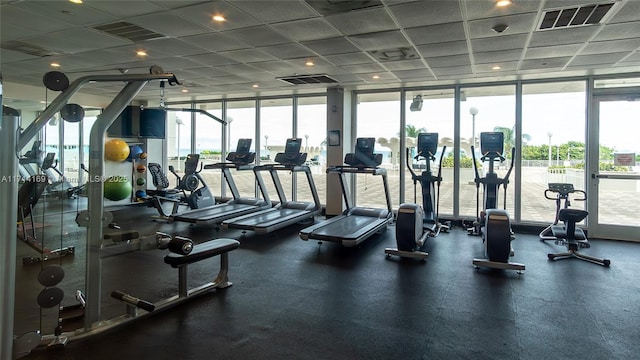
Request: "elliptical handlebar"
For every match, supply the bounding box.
[470,145,481,186]
[405,147,418,182]
[436,145,446,181]
[502,147,516,186]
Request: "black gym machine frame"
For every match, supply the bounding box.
[468,132,524,272]
[385,132,449,260]
[3,67,241,358]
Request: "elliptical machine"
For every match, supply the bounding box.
[469,132,524,272]
[385,133,449,260]
[540,183,610,266]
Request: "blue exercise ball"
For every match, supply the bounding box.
[127,145,144,162]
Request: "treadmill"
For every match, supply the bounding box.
[171,139,272,225]
[222,138,322,234]
[299,137,393,247]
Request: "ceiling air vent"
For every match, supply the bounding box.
[538,2,615,30]
[93,22,165,42]
[277,74,339,85]
[369,48,418,62]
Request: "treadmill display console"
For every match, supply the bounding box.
[227,138,255,165]
[344,137,382,167]
[275,138,306,166]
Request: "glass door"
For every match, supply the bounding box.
[588,89,640,241]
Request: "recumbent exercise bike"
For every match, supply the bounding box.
[540,183,610,267]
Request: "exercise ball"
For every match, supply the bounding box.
[127,145,144,162]
[135,190,147,199]
[105,139,130,162]
[136,165,146,173]
[103,176,132,201]
[136,177,146,186]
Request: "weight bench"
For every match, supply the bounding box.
[164,238,240,298]
[111,238,240,319]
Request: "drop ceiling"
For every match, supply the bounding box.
[1,0,639,106]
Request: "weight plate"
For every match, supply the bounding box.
[37,265,65,287]
[43,71,69,92]
[37,287,64,308]
[149,65,164,75]
[60,103,85,123]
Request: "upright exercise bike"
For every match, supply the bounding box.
[540,183,610,266]
[469,132,524,272]
[385,133,449,260]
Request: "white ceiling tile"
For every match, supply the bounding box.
[142,38,209,57]
[525,44,584,59]
[127,13,212,37]
[416,41,469,58]
[474,49,523,64]
[520,57,572,70]
[172,2,262,31]
[349,30,411,51]
[382,59,425,71]
[230,1,318,23]
[404,22,466,45]
[432,65,473,77]
[225,26,291,47]
[180,33,251,52]
[388,1,463,28]
[260,43,317,60]
[12,1,115,26]
[324,53,373,66]
[593,22,640,42]
[569,52,629,66]
[467,13,538,39]
[608,1,640,23]
[529,26,599,47]
[271,18,341,42]
[23,28,131,54]
[0,49,38,63]
[471,33,528,52]
[189,53,238,67]
[465,0,541,20]
[218,48,280,63]
[325,7,398,35]
[301,37,360,55]
[1,5,76,33]
[425,54,471,68]
[86,1,166,18]
[0,22,47,42]
[391,68,435,80]
[582,38,640,55]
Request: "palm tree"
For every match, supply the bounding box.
[404,124,427,138]
[493,125,531,157]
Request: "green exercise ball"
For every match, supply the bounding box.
[136,177,146,186]
[104,176,132,201]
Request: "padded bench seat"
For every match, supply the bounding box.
[164,238,239,267]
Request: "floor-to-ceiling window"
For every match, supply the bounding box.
[355,92,401,209]
[405,90,455,216]
[227,100,257,198]
[297,96,327,205]
[260,98,293,202]
[459,85,516,220]
[522,81,587,223]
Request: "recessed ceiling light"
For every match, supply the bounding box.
[496,0,512,7]
[50,62,61,68]
[305,60,314,66]
[136,50,147,56]
[252,84,259,88]
[212,15,226,22]
[492,65,502,70]
[372,75,380,79]
[69,0,83,4]
[181,89,189,93]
